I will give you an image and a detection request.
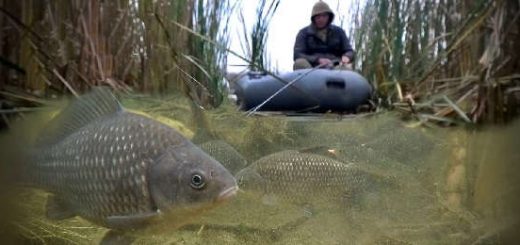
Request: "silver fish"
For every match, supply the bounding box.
[235,150,390,206]
[199,140,248,174]
[25,88,238,241]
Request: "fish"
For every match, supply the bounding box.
[198,140,248,174]
[24,87,238,242]
[235,150,393,207]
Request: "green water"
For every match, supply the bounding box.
[2,97,519,244]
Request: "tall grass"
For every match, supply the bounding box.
[238,0,280,72]
[187,0,233,107]
[0,1,149,94]
[0,0,518,123]
[349,0,519,124]
[0,0,233,108]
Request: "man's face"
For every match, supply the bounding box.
[313,13,330,29]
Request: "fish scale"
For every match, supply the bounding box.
[236,150,386,206]
[198,140,248,174]
[25,88,238,240]
[31,114,169,223]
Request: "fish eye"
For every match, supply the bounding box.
[190,174,205,189]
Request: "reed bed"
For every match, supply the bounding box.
[0,0,518,126]
[349,0,520,124]
[237,0,280,72]
[0,0,231,109]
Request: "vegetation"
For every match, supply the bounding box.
[237,0,280,72]
[349,0,520,124]
[1,1,518,243]
[0,0,230,109]
[186,0,233,107]
[0,0,518,126]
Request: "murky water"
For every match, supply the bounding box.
[1,96,519,244]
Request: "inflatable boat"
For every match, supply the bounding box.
[234,69,372,113]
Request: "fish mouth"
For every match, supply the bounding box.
[216,185,239,203]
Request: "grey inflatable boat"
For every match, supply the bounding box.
[234,69,372,112]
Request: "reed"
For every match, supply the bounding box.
[0,0,518,123]
[0,0,236,108]
[349,0,520,124]
[238,0,280,71]
[186,0,233,107]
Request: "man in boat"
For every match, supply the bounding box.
[293,1,355,70]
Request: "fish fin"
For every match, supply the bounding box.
[46,195,76,220]
[298,146,339,159]
[37,87,123,145]
[106,211,159,229]
[100,230,135,245]
[298,145,329,153]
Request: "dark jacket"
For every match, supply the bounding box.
[293,24,355,67]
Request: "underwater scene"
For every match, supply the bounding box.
[1,91,519,245]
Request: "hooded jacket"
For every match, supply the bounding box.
[293,1,355,66]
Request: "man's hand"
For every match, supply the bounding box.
[341,55,351,64]
[340,55,353,70]
[318,58,333,66]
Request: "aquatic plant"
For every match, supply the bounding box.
[0,0,232,106]
[186,0,234,107]
[348,0,520,124]
[237,0,280,72]
[0,0,518,124]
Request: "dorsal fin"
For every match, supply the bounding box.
[37,87,123,145]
